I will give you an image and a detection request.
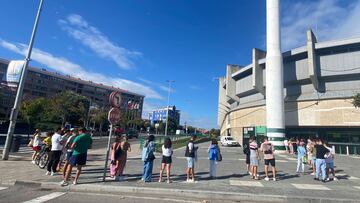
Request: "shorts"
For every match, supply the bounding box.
[250,157,259,166]
[32,146,41,151]
[66,151,73,161]
[246,156,250,164]
[326,162,334,169]
[162,156,172,164]
[186,157,195,168]
[264,158,276,167]
[69,153,87,166]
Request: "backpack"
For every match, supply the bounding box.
[209,145,219,160]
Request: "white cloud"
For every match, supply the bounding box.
[58,14,142,70]
[0,39,163,100]
[281,0,360,51]
[189,85,201,90]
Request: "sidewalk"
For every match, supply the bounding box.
[1,142,360,202]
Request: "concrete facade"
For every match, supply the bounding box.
[218,30,360,145]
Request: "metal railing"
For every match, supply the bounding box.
[329,142,360,155]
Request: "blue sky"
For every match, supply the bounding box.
[1,0,360,129]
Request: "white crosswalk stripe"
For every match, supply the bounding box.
[292,184,331,190]
[229,180,264,187]
[354,186,360,190]
[0,187,8,191]
[22,192,66,203]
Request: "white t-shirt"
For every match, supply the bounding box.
[283,139,288,146]
[33,134,41,147]
[162,145,173,157]
[51,133,63,151]
[188,142,194,151]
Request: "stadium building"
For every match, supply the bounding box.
[218,30,360,154]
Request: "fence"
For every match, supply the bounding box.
[329,142,360,155]
[139,134,209,150]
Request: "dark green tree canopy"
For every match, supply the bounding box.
[353,93,360,108]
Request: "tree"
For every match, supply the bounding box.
[49,91,90,126]
[210,128,220,137]
[353,93,360,108]
[20,97,47,128]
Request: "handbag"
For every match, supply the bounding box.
[217,153,222,162]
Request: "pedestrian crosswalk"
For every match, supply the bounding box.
[21,192,66,203]
[0,186,8,191]
[292,184,331,190]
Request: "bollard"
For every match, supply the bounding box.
[346,146,349,156]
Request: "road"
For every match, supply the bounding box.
[0,184,237,203]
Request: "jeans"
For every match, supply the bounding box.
[143,161,153,182]
[47,150,62,172]
[209,160,217,177]
[296,157,304,172]
[316,159,326,180]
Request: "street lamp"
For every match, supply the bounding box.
[164,80,174,137]
[2,0,45,160]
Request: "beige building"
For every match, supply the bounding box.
[218,30,360,153]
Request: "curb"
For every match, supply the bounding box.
[5,180,359,203]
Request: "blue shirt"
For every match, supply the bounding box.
[297,146,306,158]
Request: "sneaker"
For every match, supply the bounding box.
[333,177,338,181]
[186,179,191,183]
[167,180,172,184]
[314,178,319,181]
[310,172,315,176]
[73,180,77,185]
[31,160,36,164]
[51,172,57,176]
[264,177,270,181]
[45,171,51,176]
[273,178,276,181]
[248,171,252,176]
[321,179,326,183]
[326,178,330,181]
[60,181,68,186]
[158,179,162,183]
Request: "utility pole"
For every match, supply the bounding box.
[2,0,45,160]
[164,80,174,137]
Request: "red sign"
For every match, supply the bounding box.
[109,91,121,108]
[108,107,121,125]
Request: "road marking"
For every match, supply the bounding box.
[22,192,66,203]
[354,186,360,190]
[229,180,264,187]
[292,184,331,190]
[0,187,8,191]
[276,160,288,163]
[336,174,359,180]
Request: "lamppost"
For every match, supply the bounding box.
[164,80,174,137]
[2,0,45,160]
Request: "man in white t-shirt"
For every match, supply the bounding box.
[283,139,289,153]
[46,127,64,176]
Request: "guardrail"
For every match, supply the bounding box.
[329,142,360,155]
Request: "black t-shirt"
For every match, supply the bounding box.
[315,145,329,159]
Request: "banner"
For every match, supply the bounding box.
[6,60,25,84]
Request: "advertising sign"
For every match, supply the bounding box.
[6,60,25,84]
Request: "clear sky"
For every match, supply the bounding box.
[0,0,359,129]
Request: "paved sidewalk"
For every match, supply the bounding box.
[1,140,360,202]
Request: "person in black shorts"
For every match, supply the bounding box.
[159,137,173,183]
[243,141,251,175]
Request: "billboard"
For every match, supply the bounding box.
[6,60,25,84]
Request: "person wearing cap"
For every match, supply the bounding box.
[62,128,79,178]
[61,127,92,186]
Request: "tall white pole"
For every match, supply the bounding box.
[2,0,45,160]
[164,80,174,137]
[266,0,285,150]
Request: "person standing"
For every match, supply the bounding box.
[110,136,122,179]
[61,128,92,186]
[208,138,220,179]
[31,129,42,164]
[296,140,306,173]
[117,135,131,180]
[243,141,251,175]
[249,137,259,180]
[159,137,173,183]
[260,137,276,181]
[46,128,64,176]
[142,135,156,182]
[324,142,338,181]
[314,139,329,182]
[185,135,198,183]
[283,138,289,153]
[62,128,78,178]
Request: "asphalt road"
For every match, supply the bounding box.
[0,184,241,203]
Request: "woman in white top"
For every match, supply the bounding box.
[31,129,42,164]
[159,137,173,183]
